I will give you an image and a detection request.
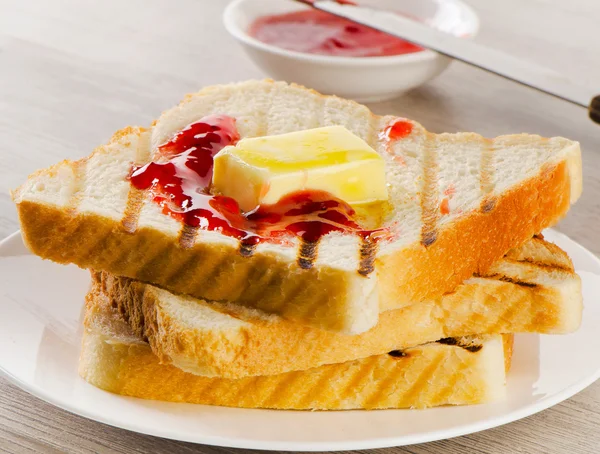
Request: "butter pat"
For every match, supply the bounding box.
[212,126,388,211]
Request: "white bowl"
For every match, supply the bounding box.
[223,0,479,103]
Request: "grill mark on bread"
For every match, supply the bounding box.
[506,257,573,273]
[67,222,117,265]
[181,255,237,298]
[294,287,332,322]
[122,188,147,233]
[206,265,249,301]
[262,276,331,322]
[388,350,408,358]
[337,356,381,404]
[297,240,319,269]
[242,267,283,310]
[480,139,497,213]
[395,352,446,403]
[256,83,276,137]
[104,238,134,274]
[368,113,381,151]
[358,237,378,276]
[503,236,574,271]
[420,133,439,247]
[255,276,308,315]
[65,160,86,216]
[194,256,250,299]
[80,234,114,269]
[487,273,538,288]
[437,337,483,353]
[293,370,335,408]
[525,296,541,332]
[136,242,177,283]
[316,90,326,129]
[178,224,199,249]
[481,197,497,213]
[430,355,471,403]
[463,309,489,331]
[214,260,259,303]
[363,360,410,408]
[266,371,312,408]
[177,255,219,290]
[107,234,150,276]
[191,372,225,401]
[487,298,522,334]
[122,132,151,233]
[230,376,261,407]
[266,89,326,271]
[239,239,258,257]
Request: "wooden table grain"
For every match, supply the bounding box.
[1,0,599,452]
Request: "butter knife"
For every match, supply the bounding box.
[295,0,600,124]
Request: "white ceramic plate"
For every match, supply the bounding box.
[1,229,599,451]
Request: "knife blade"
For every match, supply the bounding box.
[294,0,599,123]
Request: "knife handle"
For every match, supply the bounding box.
[590,96,600,124]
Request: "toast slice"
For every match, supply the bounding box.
[81,295,513,410]
[13,80,582,334]
[93,236,581,378]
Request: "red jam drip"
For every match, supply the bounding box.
[379,119,413,165]
[249,10,423,58]
[130,116,379,245]
[444,184,456,197]
[130,115,241,230]
[385,120,413,140]
[245,190,372,243]
[440,197,450,215]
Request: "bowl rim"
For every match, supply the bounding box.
[223,0,480,67]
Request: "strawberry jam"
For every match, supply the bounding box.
[249,10,423,58]
[130,115,381,247]
[130,115,245,234]
[246,190,371,243]
[383,119,413,141]
[379,119,413,165]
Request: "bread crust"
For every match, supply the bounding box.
[13,80,582,334]
[80,295,513,410]
[378,161,572,308]
[92,237,581,378]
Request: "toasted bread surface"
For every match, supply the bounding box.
[13,80,582,334]
[92,237,580,378]
[80,296,512,410]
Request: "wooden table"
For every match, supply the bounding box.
[1,0,599,452]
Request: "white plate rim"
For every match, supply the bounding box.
[1,229,599,451]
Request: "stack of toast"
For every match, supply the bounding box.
[13,80,583,409]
